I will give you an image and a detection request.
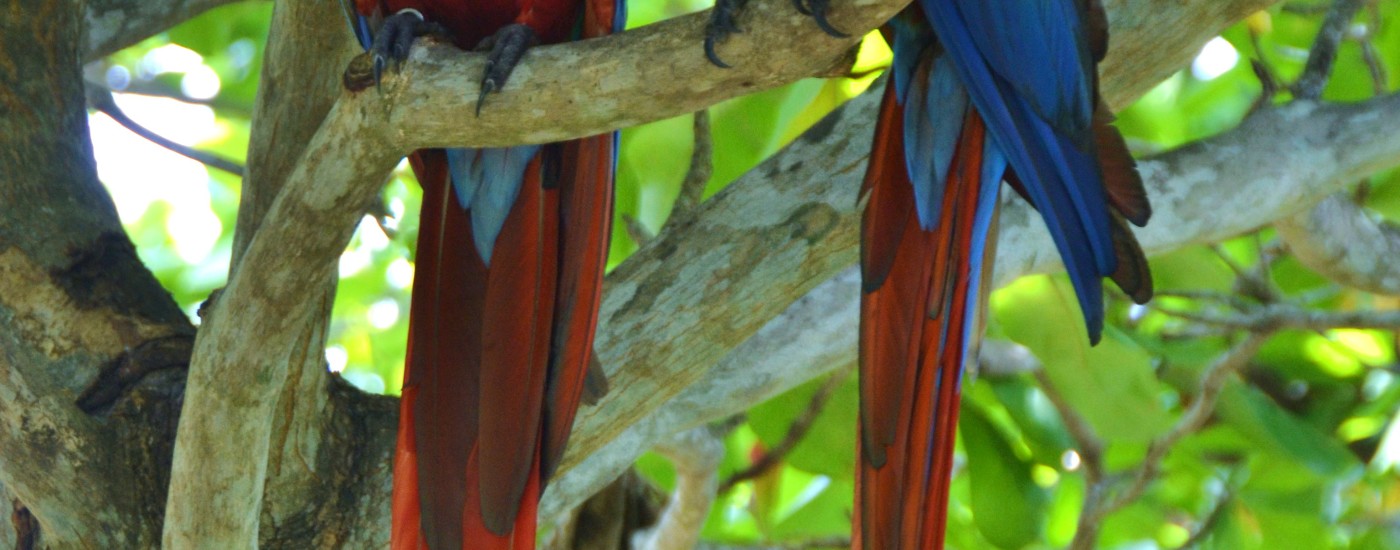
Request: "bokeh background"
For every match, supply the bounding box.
[88,1,1400,547]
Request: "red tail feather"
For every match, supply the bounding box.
[858,84,994,550]
[391,138,614,549]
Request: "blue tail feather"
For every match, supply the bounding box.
[445,147,540,264]
[915,0,1113,339]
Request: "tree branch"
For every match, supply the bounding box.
[1276,193,1400,295]
[1,2,192,546]
[162,2,383,546]
[164,0,1325,542]
[543,89,1400,516]
[84,0,241,61]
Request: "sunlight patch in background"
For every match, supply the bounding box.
[90,94,223,265]
[137,43,223,99]
[1191,37,1240,81]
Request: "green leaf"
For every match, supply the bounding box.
[1217,382,1361,479]
[769,475,854,540]
[746,373,858,479]
[962,405,1046,549]
[994,276,1172,443]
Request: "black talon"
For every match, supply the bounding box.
[704,0,747,68]
[475,24,538,116]
[368,10,446,90]
[806,0,849,38]
[792,0,812,16]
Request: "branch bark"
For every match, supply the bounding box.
[84,0,241,61]
[1,1,191,546]
[1276,194,1400,295]
[240,4,401,548]
[542,90,1400,517]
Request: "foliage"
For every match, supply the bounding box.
[91,0,1400,547]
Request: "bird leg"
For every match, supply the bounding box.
[475,24,540,115]
[703,0,847,68]
[369,9,449,89]
[704,0,747,68]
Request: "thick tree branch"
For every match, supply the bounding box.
[167,0,1306,542]
[542,90,1400,516]
[349,0,900,149]
[166,0,906,545]
[84,0,241,61]
[1,1,192,546]
[163,0,374,545]
[1276,194,1400,295]
[241,22,361,533]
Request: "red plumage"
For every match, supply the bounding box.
[857,81,995,549]
[354,1,618,548]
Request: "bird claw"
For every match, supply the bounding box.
[703,0,847,68]
[367,9,444,90]
[804,0,849,38]
[475,24,538,116]
[704,0,747,68]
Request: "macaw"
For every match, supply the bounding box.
[343,1,625,548]
[709,0,1152,548]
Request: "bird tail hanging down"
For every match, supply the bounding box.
[369,2,622,547]
[855,2,1151,547]
[856,63,1005,550]
[391,133,616,550]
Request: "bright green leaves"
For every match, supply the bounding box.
[961,405,1048,548]
[995,276,1172,443]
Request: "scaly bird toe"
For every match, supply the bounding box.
[370,9,446,90]
[704,0,747,68]
[703,0,847,68]
[804,0,849,38]
[476,24,539,115]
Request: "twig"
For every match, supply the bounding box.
[1294,0,1366,100]
[84,85,245,176]
[1155,302,1400,332]
[635,426,728,550]
[1358,2,1389,94]
[1177,484,1234,549]
[719,367,851,493]
[1034,369,1107,550]
[1105,333,1269,513]
[1067,333,1270,550]
[664,110,714,231]
[623,213,656,246]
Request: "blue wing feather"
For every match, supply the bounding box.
[907,56,969,231]
[951,0,1095,140]
[341,0,374,50]
[891,12,970,232]
[912,0,1113,338]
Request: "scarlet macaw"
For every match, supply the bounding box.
[344,1,624,548]
[710,0,1152,548]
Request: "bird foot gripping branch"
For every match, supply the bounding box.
[704,0,847,68]
[342,5,540,117]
